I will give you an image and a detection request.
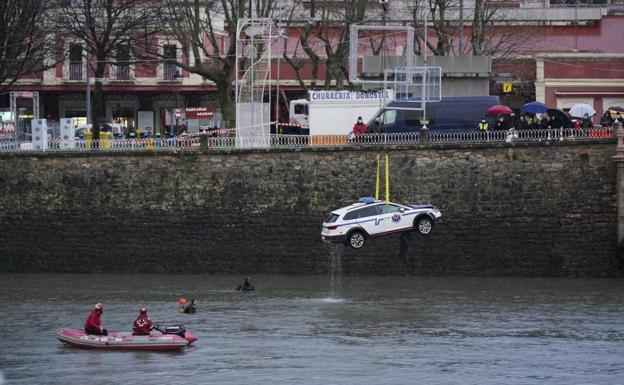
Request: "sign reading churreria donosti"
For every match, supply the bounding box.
[308,90,392,102]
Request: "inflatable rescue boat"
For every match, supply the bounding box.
[57,326,198,351]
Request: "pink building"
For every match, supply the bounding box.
[3,0,624,131]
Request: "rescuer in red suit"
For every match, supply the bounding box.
[84,303,107,335]
[132,308,153,336]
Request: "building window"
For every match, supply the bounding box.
[69,44,83,80]
[163,45,178,80]
[115,46,130,80]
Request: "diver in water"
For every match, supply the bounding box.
[183,298,197,314]
[178,297,197,313]
[236,277,254,292]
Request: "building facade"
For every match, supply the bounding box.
[2,0,623,135]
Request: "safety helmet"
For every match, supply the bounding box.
[140,307,147,314]
[94,303,103,310]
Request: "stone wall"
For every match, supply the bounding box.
[0,140,619,276]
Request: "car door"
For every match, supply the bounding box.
[353,205,382,235]
[376,203,408,235]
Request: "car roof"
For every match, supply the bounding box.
[330,199,404,216]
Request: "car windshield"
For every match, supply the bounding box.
[325,213,339,223]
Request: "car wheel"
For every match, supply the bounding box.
[415,216,434,235]
[348,231,366,249]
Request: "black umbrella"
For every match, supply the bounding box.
[608,106,624,112]
[547,108,573,128]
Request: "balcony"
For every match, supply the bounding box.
[110,64,134,82]
[162,63,180,81]
[68,62,83,81]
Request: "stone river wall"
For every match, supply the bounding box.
[0,140,620,276]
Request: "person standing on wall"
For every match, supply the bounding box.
[600,111,613,128]
[515,115,529,131]
[495,115,509,131]
[353,116,367,140]
[478,116,489,132]
[580,113,593,130]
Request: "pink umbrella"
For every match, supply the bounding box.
[486,105,513,116]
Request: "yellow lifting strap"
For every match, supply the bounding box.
[375,153,390,202]
[375,154,380,200]
[385,154,390,202]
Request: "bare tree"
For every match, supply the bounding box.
[280,0,368,92]
[470,0,537,58]
[427,0,457,55]
[155,0,276,128]
[0,0,53,90]
[53,0,160,137]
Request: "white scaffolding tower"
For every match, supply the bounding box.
[235,18,274,149]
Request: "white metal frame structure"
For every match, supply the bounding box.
[10,91,39,141]
[348,24,414,86]
[384,66,442,107]
[235,18,274,149]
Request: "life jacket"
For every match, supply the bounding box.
[133,314,153,335]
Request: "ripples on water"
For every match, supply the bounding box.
[0,274,623,385]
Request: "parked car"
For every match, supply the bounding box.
[321,197,442,249]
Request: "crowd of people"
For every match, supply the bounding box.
[351,110,623,137]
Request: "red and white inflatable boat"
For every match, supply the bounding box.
[57,326,198,351]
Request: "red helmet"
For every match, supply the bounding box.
[140,307,147,314]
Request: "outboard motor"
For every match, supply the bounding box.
[159,325,186,338]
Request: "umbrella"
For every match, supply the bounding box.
[521,101,549,114]
[608,106,624,113]
[486,105,513,116]
[569,103,596,118]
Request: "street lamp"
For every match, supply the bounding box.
[174,70,182,136]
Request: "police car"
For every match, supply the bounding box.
[321,197,442,249]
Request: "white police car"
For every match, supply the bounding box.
[321,197,442,249]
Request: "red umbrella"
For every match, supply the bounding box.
[486,105,513,116]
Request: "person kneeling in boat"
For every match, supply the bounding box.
[132,308,153,336]
[236,276,254,292]
[84,303,107,336]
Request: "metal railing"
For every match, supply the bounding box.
[69,62,83,80]
[0,128,614,154]
[112,64,131,81]
[163,63,178,80]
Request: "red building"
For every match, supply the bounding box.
[3,0,624,131]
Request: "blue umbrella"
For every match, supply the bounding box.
[522,101,550,114]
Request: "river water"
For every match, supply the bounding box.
[0,274,623,385]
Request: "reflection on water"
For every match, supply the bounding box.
[1,274,623,385]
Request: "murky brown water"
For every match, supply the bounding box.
[0,274,623,385]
